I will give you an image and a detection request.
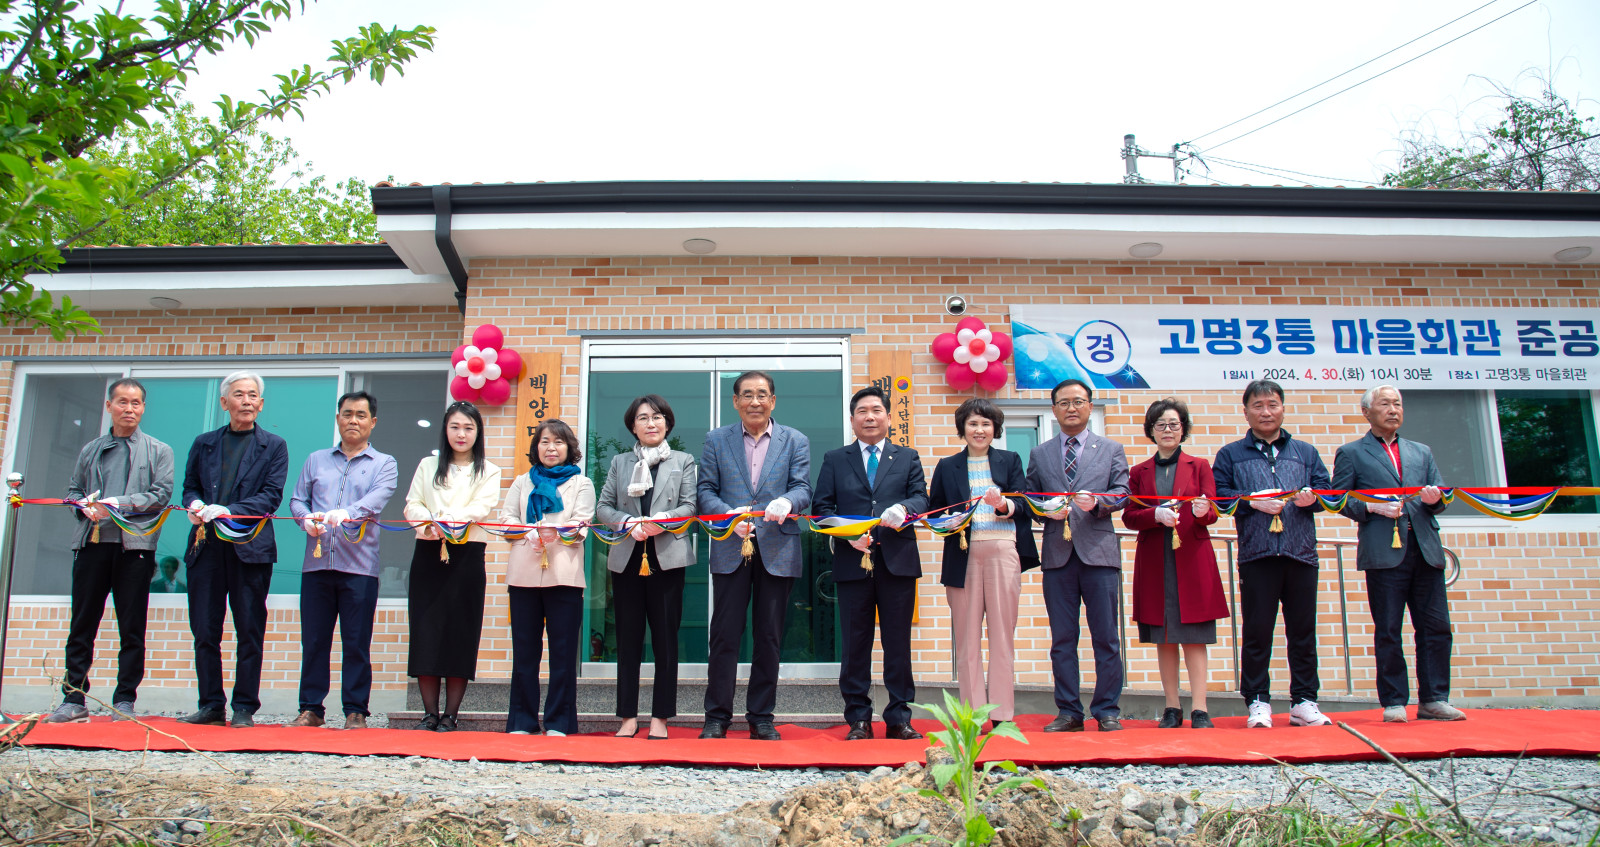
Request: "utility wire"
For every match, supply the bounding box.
[1201,155,1375,186]
[1186,0,1508,147]
[1196,0,1537,153]
[1403,130,1600,187]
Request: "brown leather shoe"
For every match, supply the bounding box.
[288,710,325,728]
[344,713,367,730]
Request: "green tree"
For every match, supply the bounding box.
[81,103,380,246]
[1384,81,1599,191]
[0,1,435,339]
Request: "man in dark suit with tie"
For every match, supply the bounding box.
[696,371,812,740]
[178,372,289,728]
[1332,385,1462,723]
[815,386,929,741]
[1025,379,1130,732]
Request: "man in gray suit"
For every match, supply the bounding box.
[1332,385,1463,723]
[1026,379,1130,732]
[696,371,812,740]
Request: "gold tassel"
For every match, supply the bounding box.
[740,529,754,564]
[1062,520,1072,542]
[1392,523,1402,549]
[90,522,100,544]
[194,524,204,547]
[958,530,968,551]
[540,545,550,570]
[1269,514,1283,533]
[1170,525,1181,550]
[639,543,651,577]
[440,539,450,563]
[860,547,874,573]
[313,537,323,559]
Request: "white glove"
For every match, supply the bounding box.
[303,515,325,536]
[733,519,754,539]
[1041,496,1068,521]
[878,504,907,530]
[188,499,206,525]
[643,512,669,536]
[416,523,441,541]
[97,496,118,519]
[1073,491,1097,512]
[848,534,873,553]
[537,527,559,545]
[1154,506,1178,528]
[515,533,538,548]
[1248,491,1284,515]
[981,487,1004,508]
[629,524,649,543]
[323,509,350,530]
[1190,497,1211,518]
[763,497,792,523]
[1291,487,1317,508]
[197,504,229,523]
[1419,485,1443,505]
[1369,500,1403,519]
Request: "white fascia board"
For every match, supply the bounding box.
[29,267,457,311]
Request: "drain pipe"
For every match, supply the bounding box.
[432,186,469,314]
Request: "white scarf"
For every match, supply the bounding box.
[627,442,672,499]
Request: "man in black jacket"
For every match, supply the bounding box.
[814,386,928,740]
[179,371,289,727]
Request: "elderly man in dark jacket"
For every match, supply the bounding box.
[1213,380,1333,730]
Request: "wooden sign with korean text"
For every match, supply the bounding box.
[513,353,563,478]
[867,350,915,452]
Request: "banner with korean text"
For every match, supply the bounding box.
[1011,305,1600,391]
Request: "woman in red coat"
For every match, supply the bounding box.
[1122,398,1229,729]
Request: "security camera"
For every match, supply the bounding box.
[945,295,968,316]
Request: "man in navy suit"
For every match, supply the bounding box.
[179,371,289,727]
[696,371,812,740]
[814,386,929,741]
[1025,379,1130,732]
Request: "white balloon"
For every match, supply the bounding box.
[956,328,975,344]
[462,345,481,360]
[480,347,499,364]
[984,345,1002,362]
[952,347,972,364]
[468,374,487,389]
[976,328,992,343]
[483,363,502,381]
[454,361,470,377]
[970,357,990,373]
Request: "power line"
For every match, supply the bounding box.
[1197,0,1537,154]
[1404,131,1600,187]
[1186,0,1508,147]
[1200,154,1376,186]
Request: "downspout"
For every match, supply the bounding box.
[432,186,469,314]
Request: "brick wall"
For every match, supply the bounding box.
[4,258,1599,707]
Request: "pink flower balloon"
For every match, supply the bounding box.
[479,377,512,406]
[955,316,987,335]
[497,348,524,382]
[989,331,1012,361]
[930,332,960,363]
[471,324,504,351]
[449,376,481,402]
[945,361,977,391]
[977,361,1009,392]
[452,344,469,366]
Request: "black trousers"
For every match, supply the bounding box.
[837,565,917,726]
[704,541,794,727]
[64,544,155,705]
[1238,555,1321,705]
[1365,543,1453,707]
[298,569,380,717]
[1042,551,1123,720]
[187,542,272,714]
[613,565,685,720]
[507,585,583,734]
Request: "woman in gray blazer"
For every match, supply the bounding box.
[595,394,699,739]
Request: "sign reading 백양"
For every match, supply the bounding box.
[1010,305,1600,392]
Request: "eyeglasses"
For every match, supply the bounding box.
[1053,399,1090,409]
[737,392,773,403]
[1151,422,1183,431]
[634,413,666,424]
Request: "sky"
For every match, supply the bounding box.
[165,0,1600,188]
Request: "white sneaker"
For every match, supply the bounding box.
[1383,705,1409,723]
[1417,701,1466,721]
[1246,700,1272,728]
[508,730,531,735]
[544,730,566,737]
[1289,701,1333,727]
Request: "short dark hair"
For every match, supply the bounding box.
[1050,378,1093,404]
[107,377,145,401]
[337,390,377,417]
[530,418,583,467]
[623,394,675,437]
[732,370,775,397]
[954,397,1004,437]
[850,385,888,415]
[1142,397,1192,443]
[1242,380,1284,405]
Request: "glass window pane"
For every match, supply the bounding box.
[349,371,448,599]
[9,374,111,595]
[140,377,223,581]
[1497,389,1600,514]
[1005,425,1039,474]
[1395,390,1497,517]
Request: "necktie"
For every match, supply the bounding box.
[1063,437,1079,490]
[866,444,879,491]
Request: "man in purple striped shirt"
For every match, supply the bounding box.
[287,391,398,729]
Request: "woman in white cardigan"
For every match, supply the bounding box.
[500,419,595,736]
[594,394,698,740]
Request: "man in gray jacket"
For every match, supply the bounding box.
[48,378,175,722]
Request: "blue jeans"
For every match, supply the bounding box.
[1043,551,1123,719]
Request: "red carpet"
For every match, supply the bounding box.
[15,709,1598,769]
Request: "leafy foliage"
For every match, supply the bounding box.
[892,690,1048,846]
[0,1,436,339]
[1384,81,1600,191]
[78,103,380,246]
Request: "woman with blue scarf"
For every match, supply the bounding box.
[499,419,595,735]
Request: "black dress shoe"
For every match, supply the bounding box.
[698,721,727,739]
[749,721,782,741]
[1158,707,1183,729]
[434,714,458,732]
[884,724,922,741]
[1096,717,1124,732]
[1042,715,1085,733]
[177,708,226,726]
[1190,710,1215,729]
[415,713,441,731]
[229,710,255,728]
[845,721,873,740]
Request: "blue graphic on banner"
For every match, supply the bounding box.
[1015,321,1151,390]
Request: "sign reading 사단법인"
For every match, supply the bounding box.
[1011,305,1600,392]
[867,350,914,451]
